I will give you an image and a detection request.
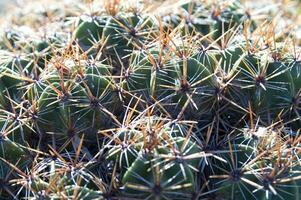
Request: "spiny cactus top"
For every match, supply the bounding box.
[0,0,301,199]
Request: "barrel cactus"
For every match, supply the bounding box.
[0,0,301,199]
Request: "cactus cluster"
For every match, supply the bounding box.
[0,0,301,199]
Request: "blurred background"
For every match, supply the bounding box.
[0,0,16,13]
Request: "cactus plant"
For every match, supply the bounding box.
[0,0,301,199]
